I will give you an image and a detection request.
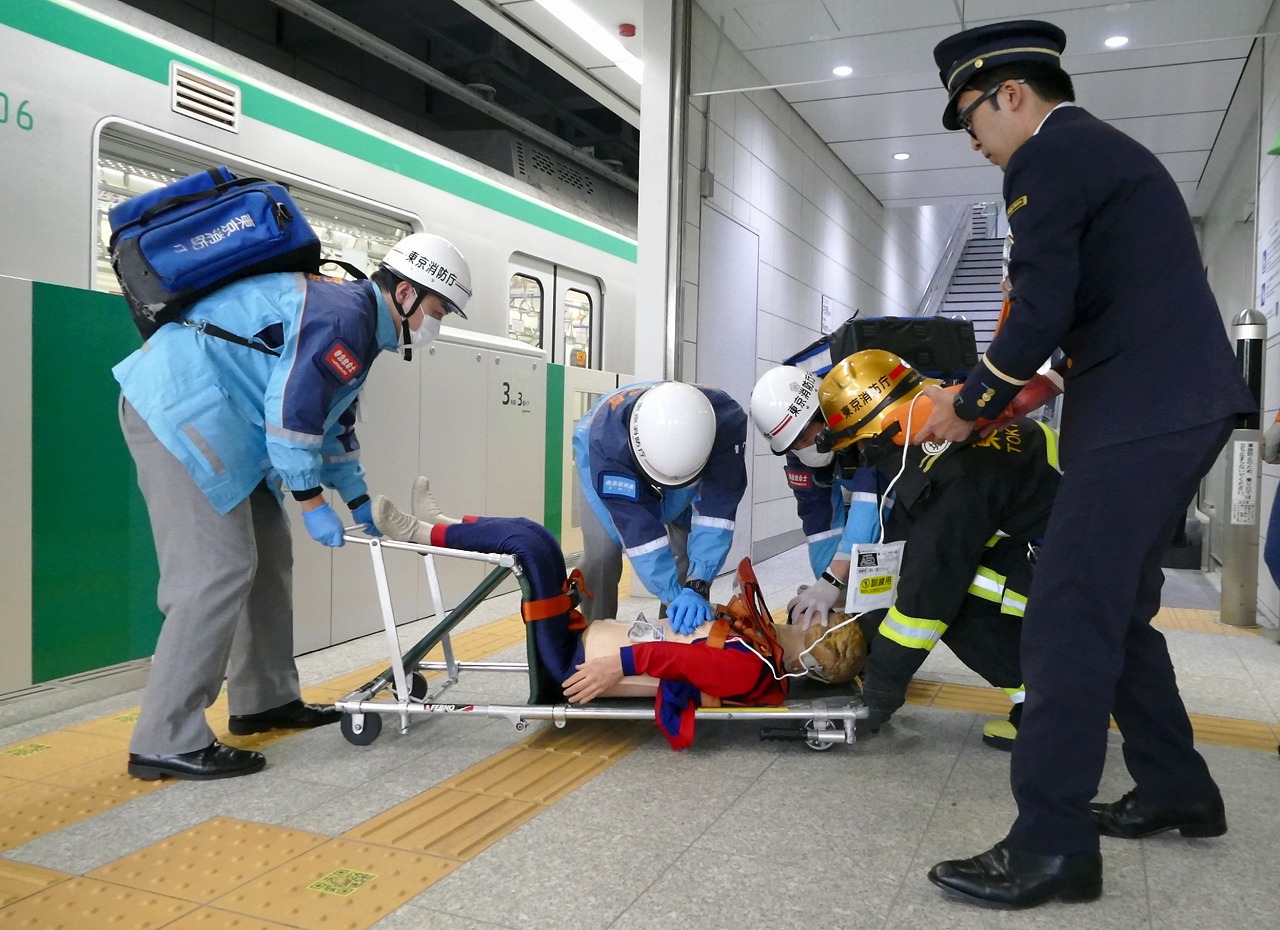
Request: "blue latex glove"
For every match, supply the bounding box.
[668,587,712,635]
[351,499,382,537]
[303,503,346,547]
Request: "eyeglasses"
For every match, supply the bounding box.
[956,79,1026,137]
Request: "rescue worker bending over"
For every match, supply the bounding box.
[573,382,748,635]
[749,366,883,628]
[817,350,1062,747]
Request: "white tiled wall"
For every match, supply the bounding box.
[682,6,965,560]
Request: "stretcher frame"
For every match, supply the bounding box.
[333,532,868,750]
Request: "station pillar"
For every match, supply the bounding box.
[1220,308,1265,627]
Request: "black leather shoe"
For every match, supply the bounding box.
[128,741,265,781]
[228,699,342,735]
[928,843,1102,909]
[1089,789,1226,839]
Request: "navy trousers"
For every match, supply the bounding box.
[1006,418,1232,855]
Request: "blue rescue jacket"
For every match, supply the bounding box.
[783,457,884,576]
[573,382,748,603]
[113,272,400,514]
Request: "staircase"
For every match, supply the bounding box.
[939,207,1004,353]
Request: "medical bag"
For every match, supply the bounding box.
[107,167,323,338]
[785,314,978,382]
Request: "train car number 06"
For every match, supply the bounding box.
[0,93,35,131]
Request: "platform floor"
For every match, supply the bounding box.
[0,545,1276,929]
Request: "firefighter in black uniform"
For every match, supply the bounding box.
[816,350,1060,748]
[918,20,1256,910]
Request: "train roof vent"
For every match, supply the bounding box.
[170,63,240,132]
[513,139,595,197]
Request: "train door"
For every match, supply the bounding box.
[506,254,603,369]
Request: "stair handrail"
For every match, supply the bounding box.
[914,205,975,317]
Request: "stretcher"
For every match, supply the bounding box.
[333,532,868,751]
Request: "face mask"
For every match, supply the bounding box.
[794,444,834,468]
[409,313,441,348]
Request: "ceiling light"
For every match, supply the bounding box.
[1104,35,1129,48]
[893,153,910,161]
[536,0,643,83]
[832,65,853,77]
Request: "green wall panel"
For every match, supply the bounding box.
[543,363,565,539]
[31,284,160,681]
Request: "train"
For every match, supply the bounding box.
[0,0,643,692]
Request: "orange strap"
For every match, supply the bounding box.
[521,594,572,622]
[705,617,730,650]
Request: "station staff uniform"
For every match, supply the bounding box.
[936,27,1256,859]
[572,383,747,621]
[856,418,1059,728]
[115,272,398,756]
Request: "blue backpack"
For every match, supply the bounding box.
[108,167,334,345]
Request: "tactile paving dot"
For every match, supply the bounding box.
[87,818,329,903]
[0,780,125,855]
[158,908,298,929]
[0,860,68,908]
[0,876,197,928]
[210,838,454,930]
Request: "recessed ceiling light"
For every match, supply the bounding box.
[832,65,853,77]
[1105,35,1129,48]
[893,152,910,161]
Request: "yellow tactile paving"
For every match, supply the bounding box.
[40,757,168,801]
[0,779,127,855]
[0,876,198,928]
[0,860,68,908]
[927,683,1013,715]
[86,818,329,903]
[210,837,455,930]
[347,787,542,859]
[1152,606,1259,635]
[161,908,300,929]
[1188,712,1280,751]
[0,730,125,780]
[444,744,617,803]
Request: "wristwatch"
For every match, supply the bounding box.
[952,391,981,422]
[820,570,847,590]
[683,578,711,599]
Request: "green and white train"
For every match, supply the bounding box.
[0,0,639,692]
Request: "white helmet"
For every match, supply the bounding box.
[381,233,472,318]
[750,365,822,455]
[628,382,717,488]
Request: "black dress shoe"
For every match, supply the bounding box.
[128,741,265,781]
[1090,789,1226,839]
[228,699,342,735]
[928,843,1102,909]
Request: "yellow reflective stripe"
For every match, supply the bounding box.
[1034,420,1061,472]
[984,531,1008,548]
[880,606,948,650]
[1001,588,1027,617]
[967,565,1006,603]
[1005,686,1026,703]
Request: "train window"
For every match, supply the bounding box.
[563,288,593,368]
[507,273,544,349]
[93,124,419,295]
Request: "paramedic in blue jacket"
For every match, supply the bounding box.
[114,232,471,782]
[749,365,882,627]
[573,382,748,634]
[916,21,1255,909]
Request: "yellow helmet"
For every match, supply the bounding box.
[818,349,929,452]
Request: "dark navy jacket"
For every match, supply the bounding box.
[954,106,1255,461]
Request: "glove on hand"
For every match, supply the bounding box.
[1264,419,1280,465]
[668,587,713,634]
[786,578,841,630]
[303,503,346,547]
[350,499,382,537]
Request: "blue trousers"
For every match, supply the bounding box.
[1006,418,1231,855]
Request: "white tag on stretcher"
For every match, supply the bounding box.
[845,541,905,612]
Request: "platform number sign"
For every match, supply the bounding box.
[0,92,34,131]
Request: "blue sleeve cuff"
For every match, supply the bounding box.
[620,646,638,677]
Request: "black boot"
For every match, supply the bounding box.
[1089,790,1226,839]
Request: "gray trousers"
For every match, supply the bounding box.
[121,398,300,755]
[575,480,689,622]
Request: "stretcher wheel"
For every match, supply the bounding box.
[341,712,382,746]
[409,672,429,701]
[804,719,837,751]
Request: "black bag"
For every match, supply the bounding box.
[785,315,978,382]
[108,167,328,341]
